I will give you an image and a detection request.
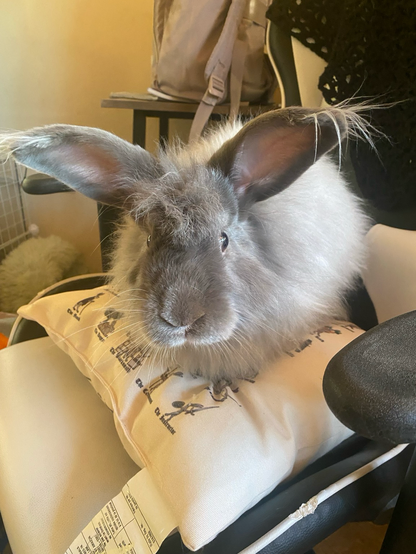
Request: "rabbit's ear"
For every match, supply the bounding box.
[209,108,348,204]
[1,125,159,208]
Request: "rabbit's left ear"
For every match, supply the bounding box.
[208,107,347,204]
[2,125,159,208]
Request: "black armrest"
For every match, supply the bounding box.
[22,173,72,194]
[323,310,416,445]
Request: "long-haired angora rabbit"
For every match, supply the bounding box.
[1,106,372,383]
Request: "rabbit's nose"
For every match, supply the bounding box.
[159,306,206,329]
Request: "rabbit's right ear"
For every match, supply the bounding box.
[208,107,348,205]
[0,125,159,208]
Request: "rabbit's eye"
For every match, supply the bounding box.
[219,232,229,252]
[147,235,152,247]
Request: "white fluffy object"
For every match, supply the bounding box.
[0,235,87,313]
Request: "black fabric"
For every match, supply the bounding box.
[345,279,378,331]
[324,310,416,444]
[267,0,416,212]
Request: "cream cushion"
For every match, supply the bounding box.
[16,286,363,551]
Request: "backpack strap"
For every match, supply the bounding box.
[229,29,249,120]
[189,0,247,142]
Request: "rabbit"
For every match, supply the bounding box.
[0,105,372,383]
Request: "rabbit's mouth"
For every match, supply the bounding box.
[148,326,234,348]
[144,309,238,349]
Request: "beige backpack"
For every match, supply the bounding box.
[149,0,276,140]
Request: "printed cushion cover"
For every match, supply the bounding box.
[18,286,363,551]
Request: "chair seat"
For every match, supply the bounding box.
[0,337,139,554]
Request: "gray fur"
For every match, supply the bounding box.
[0,106,371,382]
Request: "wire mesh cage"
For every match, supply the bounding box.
[0,158,30,263]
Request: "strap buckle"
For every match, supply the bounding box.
[208,75,225,99]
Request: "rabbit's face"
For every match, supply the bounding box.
[119,165,241,348]
[137,231,238,347]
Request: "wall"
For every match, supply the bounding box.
[0,0,155,271]
[292,39,326,108]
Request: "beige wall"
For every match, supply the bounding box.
[0,0,155,271]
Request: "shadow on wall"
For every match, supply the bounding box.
[0,0,154,137]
